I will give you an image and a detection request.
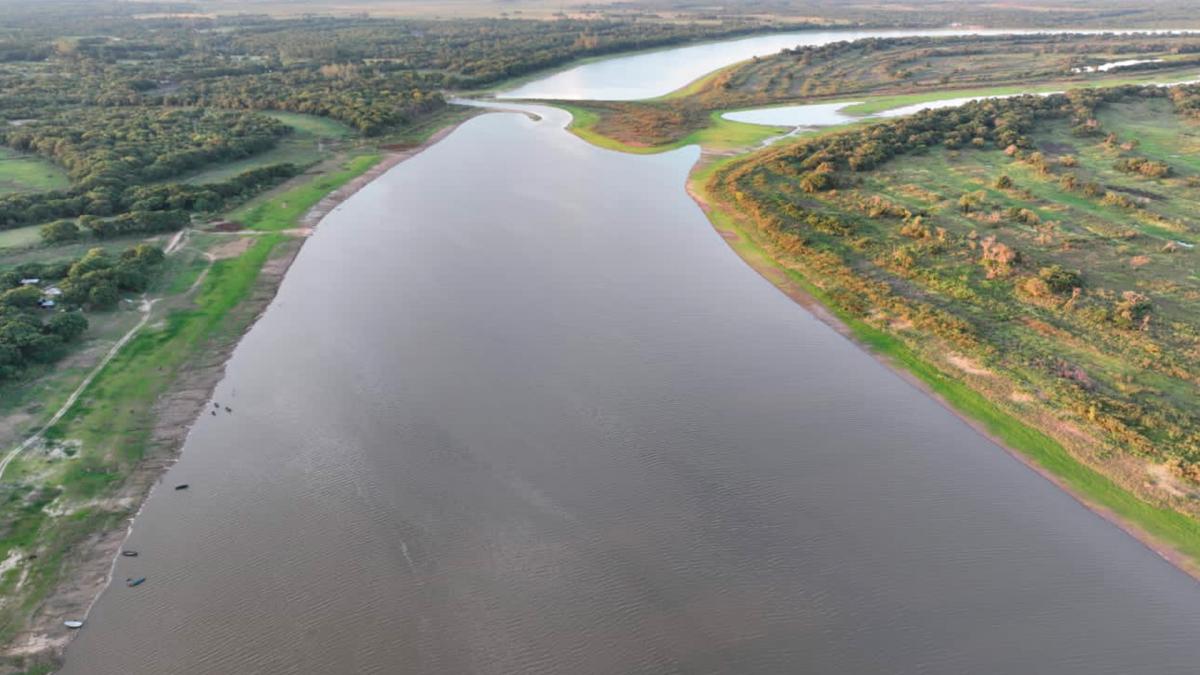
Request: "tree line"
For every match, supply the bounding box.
[0,243,164,381]
[0,161,300,234]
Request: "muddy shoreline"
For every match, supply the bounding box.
[1,116,474,672]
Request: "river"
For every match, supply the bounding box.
[496,28,1192,101]
[62,34,1200,675]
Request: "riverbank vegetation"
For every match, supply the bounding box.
[1,5,746,667]
[561,33,1200,149]
[702,84,1200,561]
[6,1,1200,669]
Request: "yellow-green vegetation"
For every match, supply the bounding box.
[0,226,45,252]
[561,104,787,154]
[45,235,283,456]
[562,33,1200,152]
[0,148,69,196]
[703,84,1200,569]
[231,153,382,231]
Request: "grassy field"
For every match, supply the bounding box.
[700,88,1200,570]
[0,148,69,196]
[231,153,382,231]
[0,232,169,265]
[177,112,353,185]
[0,225,44,252]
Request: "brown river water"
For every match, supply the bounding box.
[60,99,1200,674]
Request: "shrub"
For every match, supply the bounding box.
[980,235,1020,278]
[1038,265,1082,294]
[1113,290,1152,329]
[40,219,81,244]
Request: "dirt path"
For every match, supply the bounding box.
[0,298,156,482]
[163,228,188,255]
[0,221,211,482]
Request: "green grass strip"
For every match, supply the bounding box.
[232,153,382,231]
[697,157,1200,567]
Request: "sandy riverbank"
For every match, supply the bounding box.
[0,115,475,672]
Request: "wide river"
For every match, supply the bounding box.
[64,32,1200,675]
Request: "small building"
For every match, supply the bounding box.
[38,299,56,309]
[19,278,40,286]
[44,287,63,297]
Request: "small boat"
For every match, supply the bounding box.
[64,620,84,629]
[174,484,189,490]
[121,550,138,557]
[126,577,146,587]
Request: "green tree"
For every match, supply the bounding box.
[0,285,44,309]
[46,312,88,341]
[40,218,81,244]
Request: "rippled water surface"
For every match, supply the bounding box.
[62,38,1200,675]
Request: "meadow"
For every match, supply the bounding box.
[0,149,68,196]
